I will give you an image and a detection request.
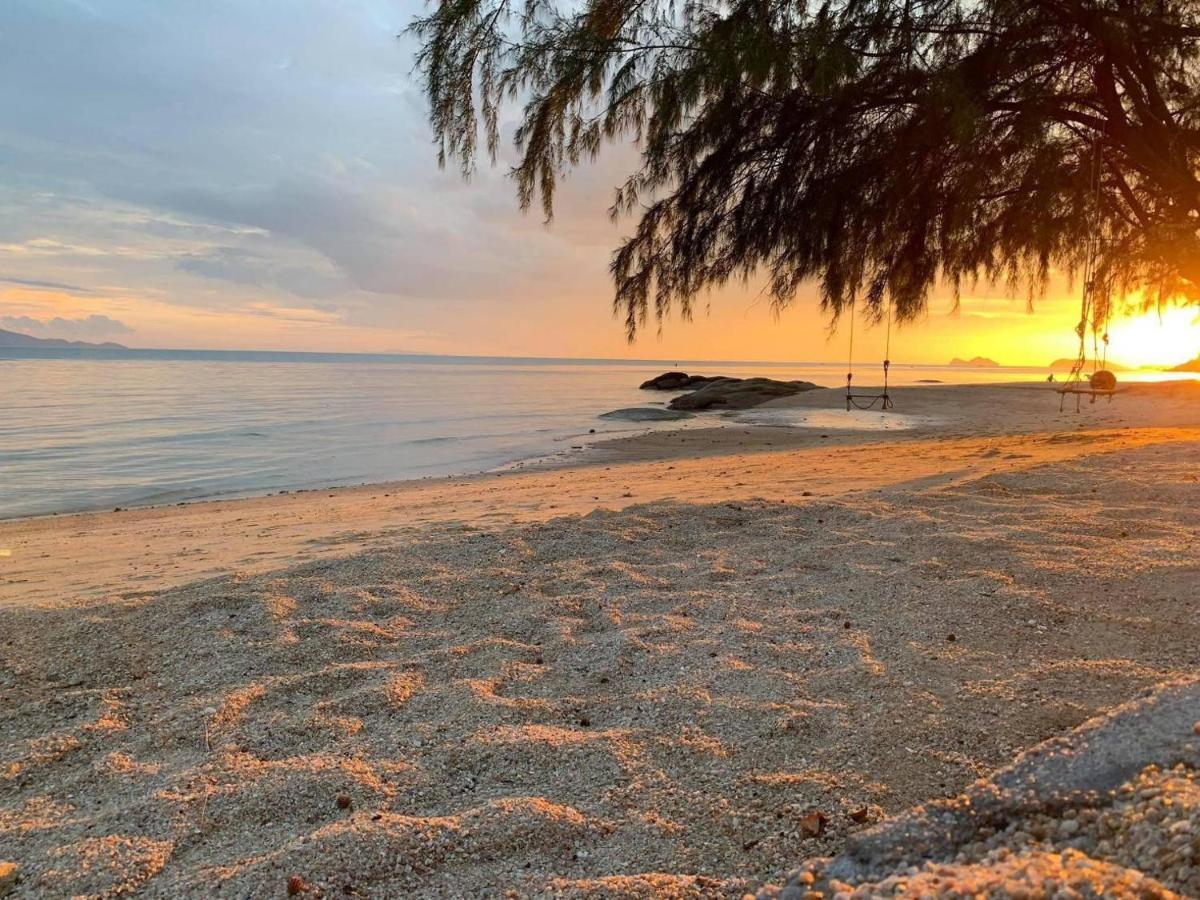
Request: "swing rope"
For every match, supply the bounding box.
[1058,140,1118,410]
[845,299,894,411]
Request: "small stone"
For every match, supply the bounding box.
[0,862,19,895]
[287,875,307,895]
[799,810,828,837]
[946,633,956,642]
[335,794,352,810]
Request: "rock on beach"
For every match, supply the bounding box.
[638,371,821,410]
[758,677,1200,898]
[667,377,821,411]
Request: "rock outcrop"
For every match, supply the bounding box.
[638,372,724,390]
[666,377,820,411]
[637,371,821,410]
[758,677,1200,898]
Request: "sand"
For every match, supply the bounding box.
[1,380,1199,897]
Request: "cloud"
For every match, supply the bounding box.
[0,275,93,294]
[240,302,342,324]
[0,238,109,257]
[175,244,352,301]
[0,313,133,340]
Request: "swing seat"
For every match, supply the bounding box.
[846,391,893,411]
[1055,370,1117,411]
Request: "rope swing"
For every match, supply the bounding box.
[845,298,895,411]
[1057,141,1118,411]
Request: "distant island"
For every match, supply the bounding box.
[1171,355,1200,372]
[0,328,128,350]
[1047,357,1128,372]
[949,356,999,367]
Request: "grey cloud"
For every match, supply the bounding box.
[157,178,545,301]
[1,313,133,339]
[176,248,267,286]
[1,275,94,294]
[176,245,348,300]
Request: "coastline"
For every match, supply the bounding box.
[7,353,1196,522]
[4,381,1200,611]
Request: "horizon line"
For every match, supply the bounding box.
[0,344,1163,370]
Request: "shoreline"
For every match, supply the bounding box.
[4,376,1197,524]
[6,379,1198,525]
[4,381,1200,610]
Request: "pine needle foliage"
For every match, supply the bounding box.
[410,0,1200,338]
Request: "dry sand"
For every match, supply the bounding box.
[1,381,1199,897]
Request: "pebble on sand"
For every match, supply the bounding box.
[0,862,19,895]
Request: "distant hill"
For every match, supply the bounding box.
[1047,358,1128,372]
[1171,356,1200,372]
[0,328,128,349]
[949,356,999,367]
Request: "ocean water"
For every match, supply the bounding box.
[0,348,1185,518]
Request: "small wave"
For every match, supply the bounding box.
[408,435,457,445]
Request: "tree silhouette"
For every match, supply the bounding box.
[411,0,1200,338]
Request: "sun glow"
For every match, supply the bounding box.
[1105,305,1200,369]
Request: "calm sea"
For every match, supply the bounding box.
[0,348,1176,519]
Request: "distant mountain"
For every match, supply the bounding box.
[949,356,999,367]
[0,328,127,349]
[1171,356,1200,372]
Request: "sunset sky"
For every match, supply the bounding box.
[3,0,1199,367]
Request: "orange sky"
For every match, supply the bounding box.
[6,276,1198,369]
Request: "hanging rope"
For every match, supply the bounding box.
[1068,143,1103,386]
[845,299,895,411]
[1058,140,1118,409]
[845,300,856,404]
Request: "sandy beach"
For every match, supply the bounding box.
[2,380,1199,897]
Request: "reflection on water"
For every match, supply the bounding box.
[1,350,1195,518]
[732,407,930,431]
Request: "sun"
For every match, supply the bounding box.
[1104,305,1200,369]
